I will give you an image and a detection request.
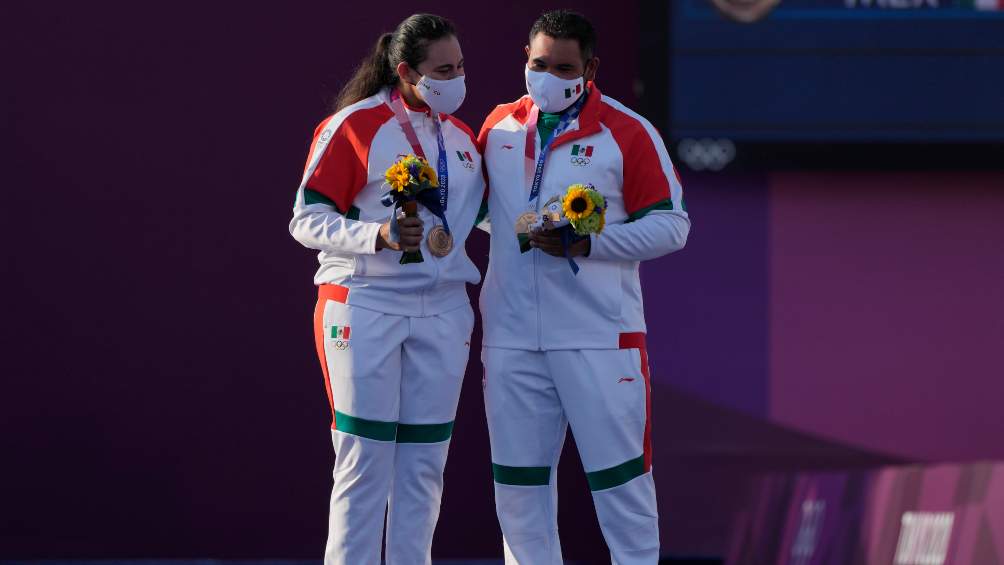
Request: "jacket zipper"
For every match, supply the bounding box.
[533,242,542,350]
[532,131,542,351]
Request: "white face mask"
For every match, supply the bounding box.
[525,67,585,113]
[416,74,466,115]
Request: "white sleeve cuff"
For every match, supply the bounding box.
[588,232,611,260]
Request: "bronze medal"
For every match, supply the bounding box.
[427,225,454,257]
[514,211,539,234]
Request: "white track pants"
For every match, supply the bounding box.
[483,333,658,565]
[313,285,475,565]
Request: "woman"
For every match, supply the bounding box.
[288,14,483,565]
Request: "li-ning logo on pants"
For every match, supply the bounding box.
[456,150,476,170]
[570,144,593,166]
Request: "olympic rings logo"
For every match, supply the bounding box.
[462,161,475,170]
[677,138,735,171]
[334,340,350,350]
[570,157,591,166]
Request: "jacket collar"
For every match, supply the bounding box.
[548,82,602,149]
[385,86,436,119]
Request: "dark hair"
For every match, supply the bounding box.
[334,14,456,112]
[529,10,596,61]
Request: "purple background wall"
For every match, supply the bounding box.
[643,172,770,417]
[5,0,1004,561]
[645,170,1004,462]
[768,172,1004,461]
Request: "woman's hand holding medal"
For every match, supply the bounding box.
[380,154,443,263]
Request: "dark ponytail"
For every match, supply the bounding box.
[334,14,457,112]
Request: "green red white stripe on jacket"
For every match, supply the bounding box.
[331,325,351,340]
[571,144,594,157]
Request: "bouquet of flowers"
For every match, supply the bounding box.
[562,183,606,236]
[514,183,606,275]
[382,154,439,264]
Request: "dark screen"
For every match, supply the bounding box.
[669,0,1004,142]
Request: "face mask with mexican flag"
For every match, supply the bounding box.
[525,67,585,113]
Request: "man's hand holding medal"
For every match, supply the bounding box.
[515,183,607,274]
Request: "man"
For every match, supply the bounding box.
[476,10,690,564]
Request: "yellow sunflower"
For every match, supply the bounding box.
[563,186,595,221]
[396,173,411,191]
[419,165,438,187]
[385,163,411,192]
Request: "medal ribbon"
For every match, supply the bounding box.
[524,92,587,209]
[520,92,588,275]
[387,89,451,235]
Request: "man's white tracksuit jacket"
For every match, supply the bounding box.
[477,83,690,565]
